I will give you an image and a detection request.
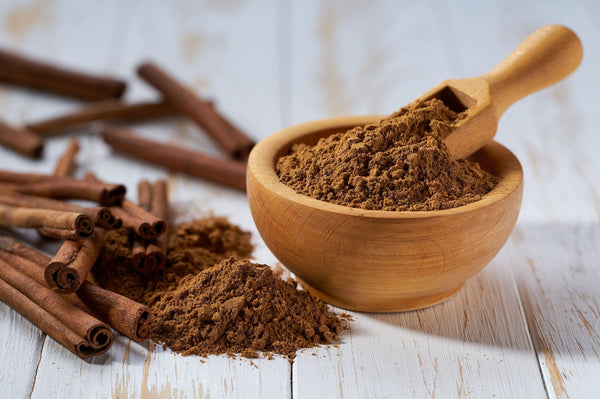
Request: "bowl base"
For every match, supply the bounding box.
[297,279,464,313]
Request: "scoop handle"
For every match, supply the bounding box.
[483,25,582,117]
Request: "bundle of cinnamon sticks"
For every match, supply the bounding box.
[1,48,250,191]
[0,46,253,358]
[0,144,175,358]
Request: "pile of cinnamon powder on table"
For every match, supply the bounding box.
[91,216,349,359]
[277,98,498,211]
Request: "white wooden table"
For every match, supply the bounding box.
[1,0,599,397]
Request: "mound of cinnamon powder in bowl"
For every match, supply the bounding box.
[276,98,498,211]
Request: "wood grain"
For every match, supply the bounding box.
[512,225,600,399]
[294,254,547,398]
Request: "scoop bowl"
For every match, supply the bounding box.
[247,116,523,312]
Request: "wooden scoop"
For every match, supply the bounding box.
[418,25,583,159]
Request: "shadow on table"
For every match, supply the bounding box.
[358,222,600,354]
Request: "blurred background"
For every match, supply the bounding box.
[0,0,597,223]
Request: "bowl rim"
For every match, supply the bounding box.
[248,115,523,220]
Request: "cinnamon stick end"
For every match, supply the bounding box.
[132,252,146,273]
[96,208,121,230]
[137,223,156,240]
[145,252,166,274]
[45,262,80,294]
[100,185,127,206]
[75,214,95,238]
[134,308,152,341]
[153,220,167,237]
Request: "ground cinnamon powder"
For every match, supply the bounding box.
[277,99,498,211]
[152,257,347,359]
[91,217,348,359]
[92,217,254,306]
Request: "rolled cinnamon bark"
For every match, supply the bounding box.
[15,180,126,206]
[0,170,127,206]
[54,138,80,177]
[45,231,102,294]
[0,119,43,158]
[0,245,91,312]
[121,197,166,238]
[131,181,151,270]
[108,206,156,240]
[102,126,246,191]
[137,62,254,159]
[131,180,168,273]
[0,236,152,342]
[0,170,51,184]
[0,203,94,239]
[83,173,164,239]
[0,258,113,353]
[0,192,120,230]
[27,100,176,136]
[0,276,109,358]
[77,283,152,342]
[0,48,126,101]
[144,180,168,273]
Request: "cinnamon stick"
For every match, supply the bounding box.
[0,203,94,239]
[0,244,91,312]
[45,231,102,294]
[0,169,53,184]
[131,180,168,273]
[145,180,168,272]
[13,180,125,206]
[107,206,156,240]
[0,258,113,358]
[27,100,176,136]
[102,126,247,191]
[83,173,165,239]
[137,62,254,159]
[0,48,126,101]
[121,196,166,238]
[77,282,152,342]
[0,236,152,342]
[53,138,80,177]
[0,170,126,205]
[0,277,109,358]
[131,180,152,270]
[0,192,120,230]
[0,119,43,158]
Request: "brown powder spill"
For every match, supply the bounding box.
[91,217,253,306]
[92,216,349,359]
[151,257,349,359]
[276,98,498,211]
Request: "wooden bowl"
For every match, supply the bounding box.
[247,116,523,312]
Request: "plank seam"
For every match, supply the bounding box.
[513,269,551,399]
[290,359,294,399]
[28,334,47,399]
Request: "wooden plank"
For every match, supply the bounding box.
[28,0,291,397]
[442,1,600,398]
[293,250,547,398]
[0,0,90,396]
[288,0,454,125]
[0,302,44,398]
[511,225,600,398]
[289,1,546,397]
[439,0,599,224]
